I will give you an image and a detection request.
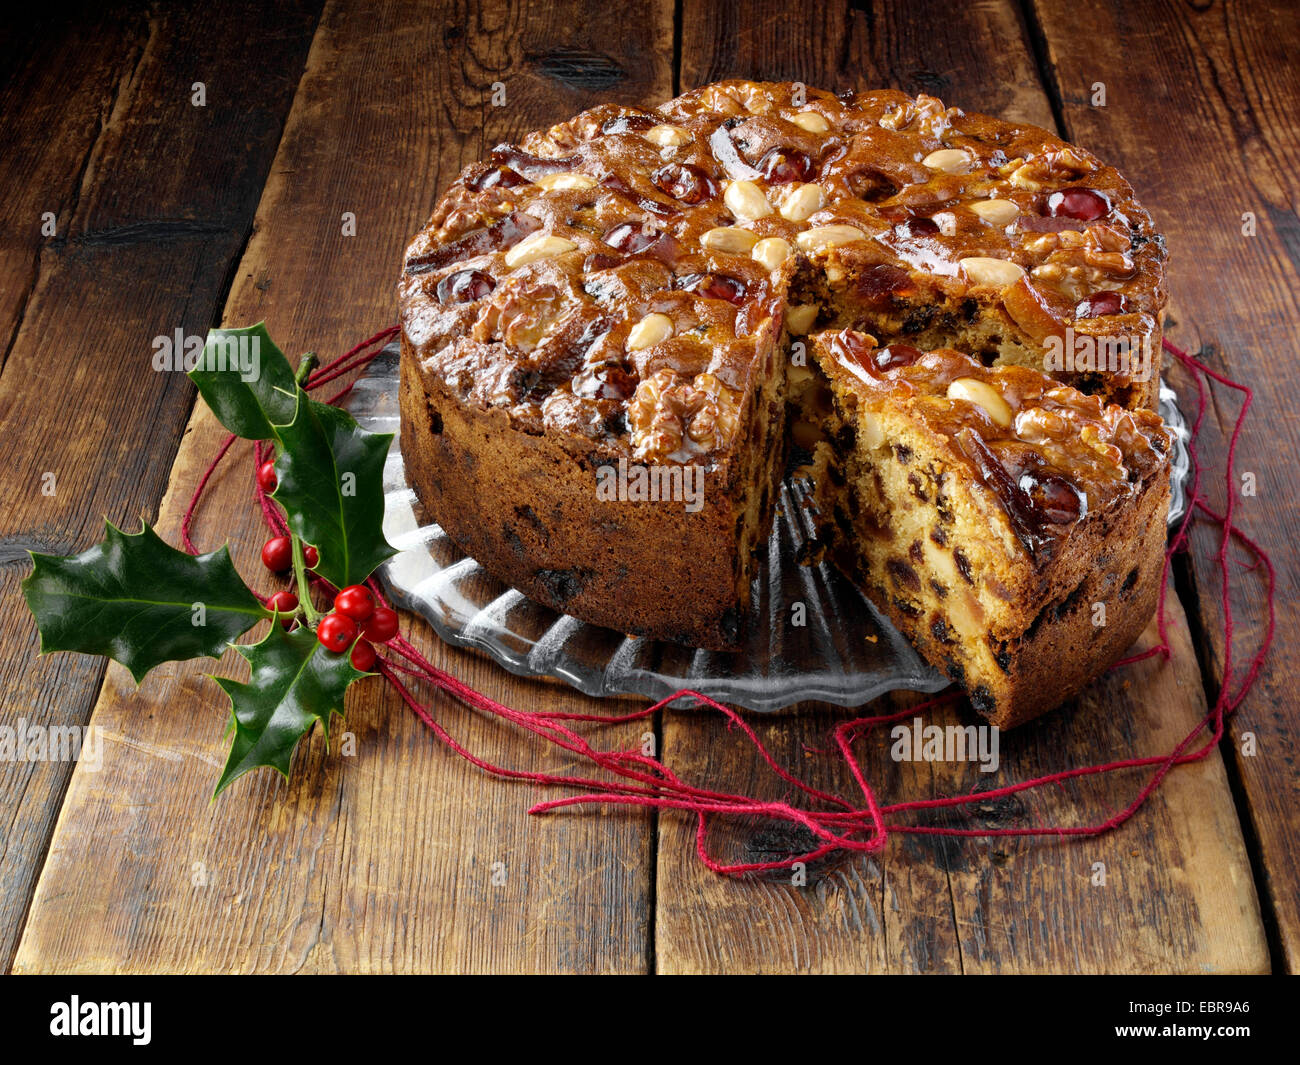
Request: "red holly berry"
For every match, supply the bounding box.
[350,639,377,672]
[362,606,399,643]
[261,536,293,573]
[303,545,319,569]
[334,584,375,622]
[266,589,298,612]
[317,612,358,653]
[265,590,299,627]
[257,461,278,493]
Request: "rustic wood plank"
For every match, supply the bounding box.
[0,3,146,370]
[13,0,674,974]
[0,1,322,971]
[1027,0,1299,972]
[0,3,149,968]
[656,0,1267,974]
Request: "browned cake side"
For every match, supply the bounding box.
[398,314,786,647]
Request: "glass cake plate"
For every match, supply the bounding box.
[345,343,1191,712]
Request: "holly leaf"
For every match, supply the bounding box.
[189,322,299,440]
[213,623,364,795]
[22,521,266,683]
[271,392,396,588]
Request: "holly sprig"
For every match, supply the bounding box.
[22,323,397,795]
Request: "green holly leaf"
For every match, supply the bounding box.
[189,322,299,440]
[213,623,364,795]
[271,392,396,589]
[22,521,266,683]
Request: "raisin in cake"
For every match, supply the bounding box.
[398,79,1170,723]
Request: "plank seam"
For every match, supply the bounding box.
[1016,0,1068,137]
[671,0,683,96]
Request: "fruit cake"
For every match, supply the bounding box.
[397,79,1170,723]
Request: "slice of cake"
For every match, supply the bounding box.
[805,329,1171,727]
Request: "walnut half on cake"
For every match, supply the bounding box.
[397,79,1171,723]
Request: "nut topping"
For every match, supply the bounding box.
[1027,224,1136,299]
[1014,406,1070,443]
[878,93,952,139]
[778,182,826,221]
[922,148,971,174]
[723,179,773,221]
[796,225,868,252]
[503,232,578,268]
[627,367,740,459]
[685,373,741,450]
[645,124,690,147]
[947,377,1013,427]
[405,81,1167,479]
[968,198,1019,226]
[789,110,830,133]
[700,225,760,254]
[1007,147,1095,192]
[751,236,793,271]
[959,256,1025,288]
[626,312,674,351]
[536,172,598,191]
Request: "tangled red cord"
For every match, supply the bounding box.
[180,326,1275,876]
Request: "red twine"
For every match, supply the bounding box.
[180,327,1274,876]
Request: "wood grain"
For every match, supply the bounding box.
[13,0,674,974]
[654,0,1267,974]
[1028,0,1300,973]
[0,0,321,971]
[0,3,145,370]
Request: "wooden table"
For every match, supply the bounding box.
[2,0,1295,975]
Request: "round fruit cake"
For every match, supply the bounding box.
[397,79,1170,727]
